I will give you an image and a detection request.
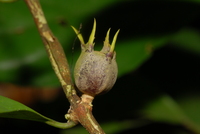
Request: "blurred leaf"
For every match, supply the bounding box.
[101,121,134,134]
[142,95,188,124]
[0,95,73,129]
[170,28,200,56]
[116,36,169,77]
[0,0,17,2]
[141,95,200,133]
[178,95,200,125]
[185,0,200,3]
[61,120,149,134]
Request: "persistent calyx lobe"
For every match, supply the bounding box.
[72,20,119,97]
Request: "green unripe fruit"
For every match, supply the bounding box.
[72,19,119,97]
[74,49,117,96]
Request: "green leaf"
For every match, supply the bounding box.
[184,0,200,3]
[171,28,200,56]
[0,95,76,129]
[116,36,169,77]
[141,95,200,133]
[0,0,17,2]
[61,120,147,134]
[177,95,200,125]
[142,95,188,124]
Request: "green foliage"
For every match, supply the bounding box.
[0,0,17,2]
[0,95,75,129]
[60,121,135,134]
[1,0,200,133]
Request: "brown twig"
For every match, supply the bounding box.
[24,0,105,133]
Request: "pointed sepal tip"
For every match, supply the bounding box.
[71,26,85,45]
[110,29,120,52]
[87,19,96,46]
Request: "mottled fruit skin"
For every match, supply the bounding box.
[74,50,118,96]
